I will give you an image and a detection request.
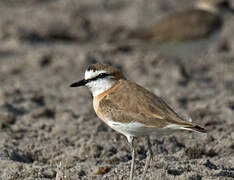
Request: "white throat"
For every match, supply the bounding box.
[84,70,116,97]
[195,2,219,14]
[86,78,116,97]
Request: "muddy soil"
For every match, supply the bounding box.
[0,0,234,179]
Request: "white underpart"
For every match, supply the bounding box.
[195,2,219,14]
[107,121,156,137]
[85,70,116,97]
[107,120,193,138]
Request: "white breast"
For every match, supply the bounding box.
[87,78,115,97]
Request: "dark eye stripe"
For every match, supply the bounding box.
[98,73,109,78]
[86,73,110,83]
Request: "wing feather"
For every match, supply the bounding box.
[98,80,193,128]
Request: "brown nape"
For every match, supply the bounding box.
[87,63,125,80]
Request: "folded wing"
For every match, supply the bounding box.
[99,80,207,133]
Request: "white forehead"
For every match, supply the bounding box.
[85,70,107,80]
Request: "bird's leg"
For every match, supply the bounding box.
[141,136,153,180]
[127,136,135,180]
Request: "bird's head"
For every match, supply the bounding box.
[70,63,125,97]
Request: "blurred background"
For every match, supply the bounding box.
[0,0,234,179]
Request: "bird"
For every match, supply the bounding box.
[128,0,234,43]
[70,63,207,180]
[109,0,234,58]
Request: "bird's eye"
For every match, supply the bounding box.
[99,73,108,78]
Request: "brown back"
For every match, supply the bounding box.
[96,80,197,128]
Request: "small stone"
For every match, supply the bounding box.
[184,147,203,159]
[40,54,52,68]
[205,149,217,157]
[31,95,45,106]
[167,169,184,176]
[0,113,16,128]
[94,166,111,175]
[106,156,120,165]
[42,169,56,178]
[204,160,217,170]
[78,170,86,178]
[106,146,117,157]
[188,175,202,180]
[214,170,234,178]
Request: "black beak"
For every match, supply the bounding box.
[70,79,87,87]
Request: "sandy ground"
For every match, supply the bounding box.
[0,0,234,179]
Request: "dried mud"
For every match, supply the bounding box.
[0,0,234,179]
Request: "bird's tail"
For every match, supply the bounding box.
[180,123,207,133]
